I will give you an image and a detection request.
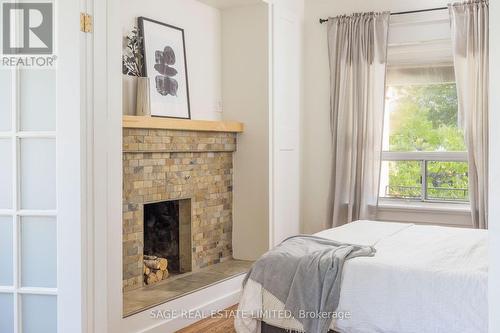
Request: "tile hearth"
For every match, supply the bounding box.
[123,259,253,317]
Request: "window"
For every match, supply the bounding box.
[379,76,469,203]
[379,12,469,204]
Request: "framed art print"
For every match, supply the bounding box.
[139,17,191,119]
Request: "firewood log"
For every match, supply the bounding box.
[144,257,168,270]
[158,258,168,271]
[155,269,163,281]
[144,259,161,270]
[146,272,158,285]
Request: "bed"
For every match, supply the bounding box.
[235,220,488,333]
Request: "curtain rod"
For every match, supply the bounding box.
[319,7,448,24]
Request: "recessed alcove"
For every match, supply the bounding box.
[121,0,288,319]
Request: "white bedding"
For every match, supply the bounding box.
[236,220,488,333]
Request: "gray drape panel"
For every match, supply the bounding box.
[449,0,489,229]
[327,12,389,227]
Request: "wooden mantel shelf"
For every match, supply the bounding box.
[123,116,244,133]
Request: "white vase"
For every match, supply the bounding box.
[136,77,151,116]
[122,75,138,116]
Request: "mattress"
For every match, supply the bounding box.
[235,220,488,333]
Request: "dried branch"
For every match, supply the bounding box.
[123,27,144,77]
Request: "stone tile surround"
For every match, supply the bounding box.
[123,128,237,291]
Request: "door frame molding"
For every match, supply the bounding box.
[57,0,88,332]
[87,0,123,331]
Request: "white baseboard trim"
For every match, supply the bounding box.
[122,274,244,333]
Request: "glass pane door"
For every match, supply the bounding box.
[0,2,58,328]
[0,68,57,333]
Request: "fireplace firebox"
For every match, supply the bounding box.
[143,199,192,281]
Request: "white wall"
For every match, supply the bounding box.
[222,3,270,260]
[301,0,459,234]
[197,0,261,9]
[221,0,305,258]
[270,0,304,245]
[121,0,222,120]
[273,0,305,13]
[489,1,500,332]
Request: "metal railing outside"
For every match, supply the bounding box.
[385,185,469,202]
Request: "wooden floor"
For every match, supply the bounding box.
[177,305,340,333]
[176,305,237,333]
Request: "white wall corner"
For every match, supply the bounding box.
[489,1,500,332]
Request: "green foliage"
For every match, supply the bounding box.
[404,84,459,127]
[388,83,466,152]
[386,161,421,199]
[385,83,469,201]
[427,161,468,200]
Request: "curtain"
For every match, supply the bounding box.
[449,0,489,229]
[327,12,390,227]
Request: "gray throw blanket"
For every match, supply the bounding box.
[243,235,376,333]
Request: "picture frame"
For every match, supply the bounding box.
[138,17,191,119]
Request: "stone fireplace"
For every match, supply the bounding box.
[123,127,236,291]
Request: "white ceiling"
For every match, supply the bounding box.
[196,0,263,10]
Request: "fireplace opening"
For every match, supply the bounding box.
[143,199,191,285]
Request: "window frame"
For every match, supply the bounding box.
[380,151,469,203]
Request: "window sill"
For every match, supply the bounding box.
[376,199,471,214]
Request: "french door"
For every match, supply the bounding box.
[0,0,86,332]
